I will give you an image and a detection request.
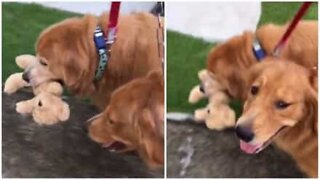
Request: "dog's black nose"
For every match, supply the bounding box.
[236,126,254,142]
[22,72,30,82]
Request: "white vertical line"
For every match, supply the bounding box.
[163,0,167,178]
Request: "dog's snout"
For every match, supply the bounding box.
[86,118,93,128]
[22,72,30,83]
[235,126,254,142]
[85,113,102,132]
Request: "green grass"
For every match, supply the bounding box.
[2,2,80,82]
[167,2,318,113]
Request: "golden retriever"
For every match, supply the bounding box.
[206,21,318,177]
[22,12,164,168]
[236,58,317,177]
[88,70,164,169]
[24,12,162,108]
[207,20,317,101]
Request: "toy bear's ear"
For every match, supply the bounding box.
[59,102,70,121]
[15,54,37,69]
[198,69,209,81]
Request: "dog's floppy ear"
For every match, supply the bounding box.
[147,69,163,87]
[59,37,96,96]
[37,15,97,96]
[305,91,317,134]
[309,67,318,91]
[135,107,164,169]
[305,68,318,134]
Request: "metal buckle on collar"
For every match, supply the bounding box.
[252,39,266,61]
[106,27,117,45]
[94,26,109,80]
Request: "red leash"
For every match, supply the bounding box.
[108,2,121,29]
[273,2,313,56]
[106,2,121,46]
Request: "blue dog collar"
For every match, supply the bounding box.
[252,38,266,61]
[93,26,109,80]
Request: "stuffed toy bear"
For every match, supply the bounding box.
[188,69,236,130]
[4,54,70,125]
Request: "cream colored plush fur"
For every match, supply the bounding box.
[4,54,70,125]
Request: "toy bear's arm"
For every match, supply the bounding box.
[208,90,230,105]
[4,73,30,94]
[194,107,209,122]
[33,81,63,96]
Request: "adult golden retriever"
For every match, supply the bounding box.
[23,12,164,168]
[206,21,317,177]
[88,70,164,169]
[236,58,317,177]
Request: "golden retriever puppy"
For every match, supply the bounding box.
[236,58,317,177]
[23,12,162,109]
[207,21,317,101]
[87,70,164,169]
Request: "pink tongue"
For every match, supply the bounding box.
[240,140,260,154]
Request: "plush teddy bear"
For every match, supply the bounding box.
[4,54,70,125]
[188,69,236,130]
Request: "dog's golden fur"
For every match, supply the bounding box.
[240,58,317,177]
[207,21,318,177]
[88,70,164,169]
[27,12,163,168]
[207,21,317,101]
[34,12,162,108]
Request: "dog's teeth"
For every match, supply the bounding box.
[109,149,116,152]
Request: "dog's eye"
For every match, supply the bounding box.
[251,86,259,95]
[39,59,48,66]
[38,101,42,107]
[207,109,210,114]
[275,100,290,109]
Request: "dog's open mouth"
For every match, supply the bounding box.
[240,126,287,154]
[103,141,127,152]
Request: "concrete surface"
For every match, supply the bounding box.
[2,90,163,178]
[167,121,304,178]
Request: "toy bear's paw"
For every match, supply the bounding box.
[188,85,206,104]
[15,54,37,69]
[194,107,208,122]
[4,73,30,94]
